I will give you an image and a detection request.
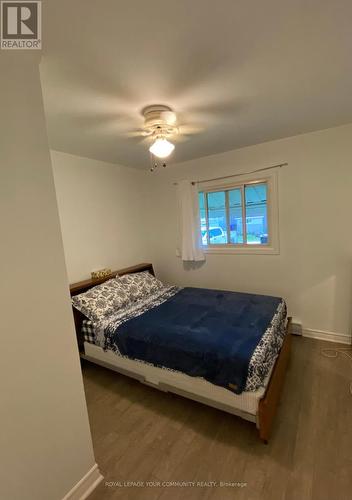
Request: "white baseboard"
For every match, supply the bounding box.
[62,463,103,500]
[302,328,351,345]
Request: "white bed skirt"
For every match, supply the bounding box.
[83,342,271,425]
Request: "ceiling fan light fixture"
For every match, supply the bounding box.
[149,138,175,158]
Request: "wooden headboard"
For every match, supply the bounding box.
[70,263,154,352]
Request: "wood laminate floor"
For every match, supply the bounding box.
[85,337,352,500]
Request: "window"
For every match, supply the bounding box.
[198,172,279,254]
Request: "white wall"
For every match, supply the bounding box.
[51,151,151,283]
[51,122,352,338]
[0,54,97,500]
[147,124,352,339]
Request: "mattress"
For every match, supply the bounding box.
[83,341,272,418]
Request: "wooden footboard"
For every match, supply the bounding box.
[257,317,292,443]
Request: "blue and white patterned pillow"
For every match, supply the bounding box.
[72,279,131,323]
[117,271,165,301]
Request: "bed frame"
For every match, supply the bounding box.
[70,263,291,442]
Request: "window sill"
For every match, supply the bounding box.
[202,245,279,255]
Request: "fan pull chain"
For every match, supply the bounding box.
[149,152,167,172]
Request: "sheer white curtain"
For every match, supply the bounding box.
[176,180,205,262]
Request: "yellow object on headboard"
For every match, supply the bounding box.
[91,268,112,280]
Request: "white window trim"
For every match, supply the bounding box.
[199,170,279,255]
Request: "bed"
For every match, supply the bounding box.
[70,263,291,442]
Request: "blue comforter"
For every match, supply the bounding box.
[111,287,283,394]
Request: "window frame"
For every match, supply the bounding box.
[199,170,279,255]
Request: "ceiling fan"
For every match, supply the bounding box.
[142,105,177,169]
[130,104,202,171]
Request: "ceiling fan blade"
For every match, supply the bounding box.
[178,124,204,135]
[172,134,193,143]
[124,130,143,138]
[124,129,152,138]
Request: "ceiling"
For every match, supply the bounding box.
[41,0,352,169]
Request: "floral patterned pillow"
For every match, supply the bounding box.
[72,279,131,323]
[117,271,165,301]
